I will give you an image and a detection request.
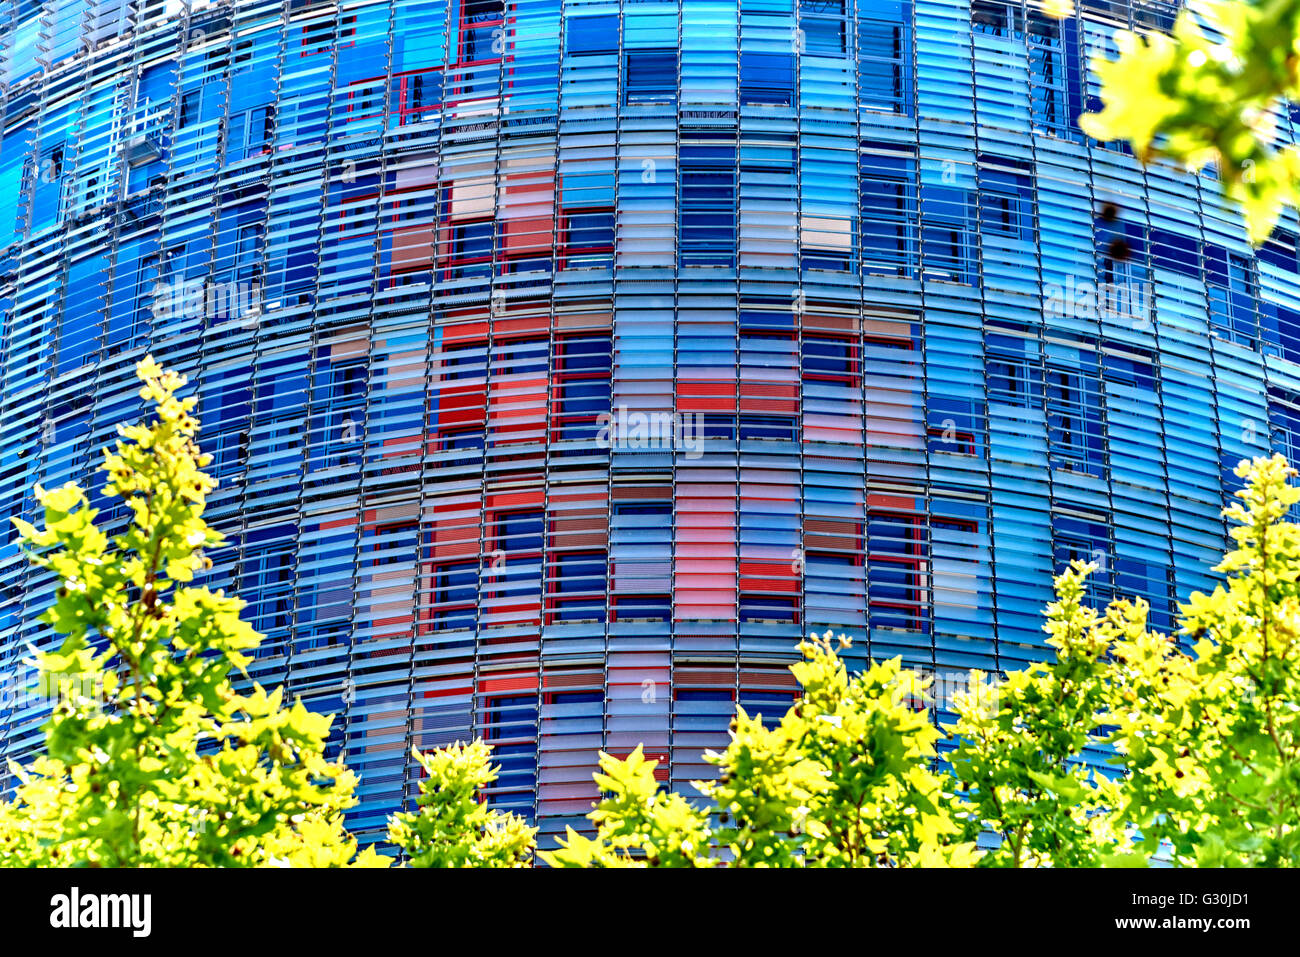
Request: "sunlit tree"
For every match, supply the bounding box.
[0,357,386,867]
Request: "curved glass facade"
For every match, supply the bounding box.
[2,0,1300,844]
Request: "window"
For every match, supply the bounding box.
[611,595,671,622]
[241,528,296,636]
[858,0,912,114]
[921,186,975,283]
[439,428,486,451]
[740,594,799,624]
[1047,354,1106,478]
[1028,10,1072,136]
[463,0,504,21]
[860,146,918,277]
[802,18,845,55]
[926,396,979,456]
[986,332,1042,408]
[679,140,737,267]
[971,0,1023,37]
[493,510,544,555]
[979,162,1034,242]
[554,550,609,606]
[308,353,365,469]
[675,689,734,702]
[1270,388,1300,464]
[1262,299,1300,363]
[801,168,854,274]
[300,14,356,57]
[551,334,611,443]
[367,520,417,566]
[739,415,798,442]
[558,207,614,269]
[983,192,1020,235]
[1260,228,1300,273]
[802,336,860,385]
[254,357,309,420]
[486,504,546,624]
[441,218,493,280]
[1149,226,1201,279]
[868,512,927,632]
[179,89,201,127]
[1102,351,1156,392]
[43,396,90,450]
[235,223,263,285]
[1260,232,1300,356]
[544,687,603,706]
[739,668,798,729]
[801,1,845,16]
[481,690,538,817]
[395,71,442,125]
[484,507,545,626]
[459,0,504,65]
[495,337,548,377]
[109,249,157,347]
[227,106,273,162]
[203,377,253,476]
[1113,552,1175,632]
[740,52,795,106]
[610,499,671,621]
[435,343,486,382]
[1132,2,1177,30]
[547,551,607,623]
[624,50,677,104]
[1207,246,1258,347]
[29,144,65,225]
[1096,215,1149,292]
[1053,513,1113,607]
[344,83,385,124]
[566,13,619,55]
[801,0,848,55]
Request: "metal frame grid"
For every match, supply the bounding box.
[0,0,1295,845]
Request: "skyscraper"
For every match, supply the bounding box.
[1,0,1295,846]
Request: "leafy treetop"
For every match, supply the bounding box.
[0,356,386,867]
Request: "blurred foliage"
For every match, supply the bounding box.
[1082,0,1300,243]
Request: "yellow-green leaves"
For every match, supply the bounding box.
[543,745,712,867]
[547,634,980,868]
[8,353,1300,870]
[549,454,1300,868]
[1037,1,1076,19]
[388,740,536,867]
[0,357,383,868]
[1081,0,1300,243]
[706,634,978,867]
[1082,28,1182,162]
[946,569,1123,868]
[1111,454,1300,866]
[954,455,1300,867]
